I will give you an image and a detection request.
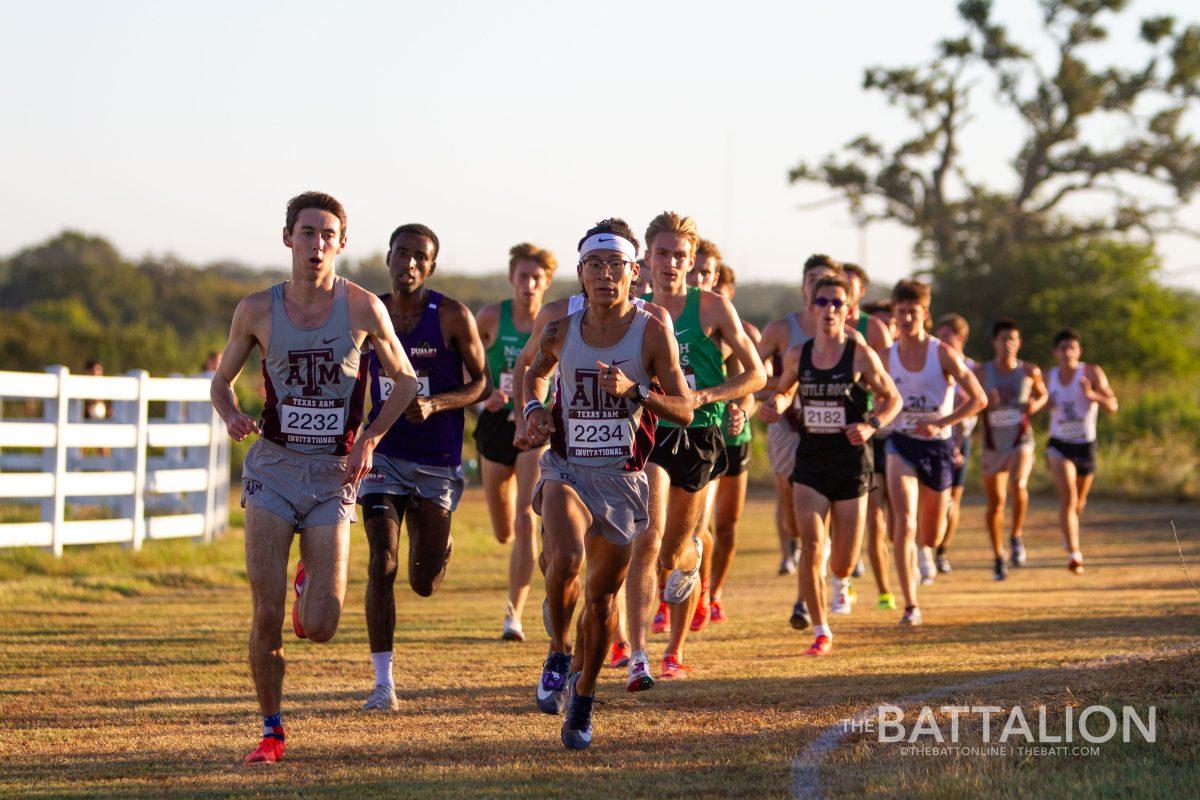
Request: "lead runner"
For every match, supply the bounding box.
[523,218,692,749]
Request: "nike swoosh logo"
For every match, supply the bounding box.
[323,337,340,344]
[576,730,592,743]
[612,359,629,366]
[832,373,846,379]
[536,684,557,701]
[675,329,690,337]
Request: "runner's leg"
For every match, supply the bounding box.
[887,455,920,610]
[296,521,350,643]
[482,458,516,545]
[793,484,832,630]
[627,465,668,656]
[983,471,1007,559]
[1010,447,1034,541]
[774,471,798,568]
[711,469,748,603]
[575,534,634,696]
[245,507,295,717]
[509,449,542,619]
[866,480,891,596]
[405,496,453,598]
[542,481,590,655]
[1048,453,1079,553]
[364,495,405,653]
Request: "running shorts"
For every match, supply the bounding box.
[766,421,800,477]
[241,438,356,529]
[951,438,971,489]
[358,451,464,512]
[723,440,752,478]
[981,441,1035,476]
[648,425,728,493]
[1046,438,1096,477]
[532,449,650,547]
[886,434,956,492]
[790,445,873,502]
[474,407,520,467]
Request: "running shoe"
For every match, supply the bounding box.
[663,536,703,604]
[561,673,594,750]
[291,561,306,639]
[851,559,866,578]
[626,650,655,692]
[609,640,631,669]
[900,606,923,626]
[917,547,935,586]
[789,601,811,630]
[243,735,285,765]
[830,583,852,616]
[993,557,1008,582]
[710,599,727,623]
[778,555,797,576]
[1010,536,1027,567]
[652,601,669,634]
[936,553,952,574]
[690,588,711,632]
[502,602,525,642]
[361,683,399,712]
[877,592,897,610]
[1067,557,1085,575]
[802,635,832,656]
[536,651,572,714]
[660,653,691,680]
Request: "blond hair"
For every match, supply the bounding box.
[507,242,557,277]
[644,211,700,256]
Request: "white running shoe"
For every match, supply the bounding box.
[361,683,399,712]
[626,650,655,692]
[502,613,525,642]
[778,555,797,576]
[918,546,936,586]
[663,535,703,604]
[830,580,853,615]
[900,606,923,626]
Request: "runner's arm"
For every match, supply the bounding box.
[754,319,785,400]
[865,314,893,360]
[210,294,266,441]
[932,343,987,432]
[642,318,694,427]
[1083,364,1118,414]
[1026,364,1049,415]
[521,319,566,448]
[475,303,506,412]
[757,345,800,424]
[856,345,901,430]
[405,300,488,421]
[694,293,766,407]
[511,300,562,439]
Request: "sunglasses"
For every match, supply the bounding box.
[813,297,846,309]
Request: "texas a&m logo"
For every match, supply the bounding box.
[284,349,342,396]
[569,367,630,411]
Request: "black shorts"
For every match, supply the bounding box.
[873,435,889,476]
[649,425,728,493]
[473,408,519,467]
[723,440,752,478]
[887,435,956,492]
[791,445,873,502]
[951,438,971,489]
[1047,438,1096,477]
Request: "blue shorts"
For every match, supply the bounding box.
[887,435,956,492]
[951,438,971,489]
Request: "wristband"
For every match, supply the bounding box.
[522,399,543,420]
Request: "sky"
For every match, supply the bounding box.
[2,0,1198,290]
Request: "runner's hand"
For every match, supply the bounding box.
[757,395,784,425]
[1079,375,1100,402]
[225,412,260,442]
[727,404,746,437]
[915,421,944,439]
[525,406,555,447]
[952,446,965,468]
[845,422,875,446]
[404,396,440,423]
[342,438,374,486]
[595,360,636,399]
[484,389,508,413]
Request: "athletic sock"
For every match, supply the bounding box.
[831,576,847,593]
[936,544,946,556]
[262,713,284,741]
[814,623,832,639]
[1070,550,1083,562]
[371,651,394,690]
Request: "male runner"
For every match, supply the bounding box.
[842,263,895,605]
[1045,329,1118,573]
[524,218,692,749]
[761,275,900,655]
[475,243,557,641]
[974,317,1048,580]
[211,192,418,763]
[357,223,488,711]
[707,263,759,625]
[638,212,765,681]
[928,313,978,581]
[884,280,986,625]
[756,255,843,628]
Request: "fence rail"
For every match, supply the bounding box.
[0,366,230,555]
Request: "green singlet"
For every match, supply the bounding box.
[484,300,530,411]
[855,312,875,413]
[648,286,726,429]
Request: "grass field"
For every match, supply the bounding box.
[1,489,1198,799]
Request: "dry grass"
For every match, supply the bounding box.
[0,490,1197,799]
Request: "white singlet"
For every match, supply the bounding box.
[887,337,954,441]
[1047,365,1098,443]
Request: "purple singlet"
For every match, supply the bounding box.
[367,290,464,467]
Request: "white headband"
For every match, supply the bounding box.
[579,233,638,261]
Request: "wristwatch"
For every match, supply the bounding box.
[867,413,882,429]
[630,383,651,403]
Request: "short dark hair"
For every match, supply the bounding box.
[803,253,842,276]
[841,262,868,287]
[578,218,641,255]
[286,191,347,238]
[1053,328,1081,347]
[892,279,931,308]
[84,358,102,371]
[862,300,892,315]
[389,223,440,259]
[716,262,736,289]
[813,275,851,296]
[935,312,969,339]
[992,317,1020,338]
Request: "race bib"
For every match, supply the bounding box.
[988,407,1022,428]
[379,376,395,401]
[567,411,632,458]
[1057,418,1088,440]
[899,410,939,432]
[280,396,346,442]
[416,375,431,397]
[685,371,697,390]
[803,401,846,433]
[499,371,514,395]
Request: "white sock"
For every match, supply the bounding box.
[832,576,847,593]
[814,623,832,639]
[371,651,394,690]
[1070,550,1083,562]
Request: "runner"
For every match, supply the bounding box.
[842,264,895,606]
[211,192,419,764]
[358,223,488,712]
[755,255,843,629]
[475,243,557,641]
[929,313,978,582]
[523,218,692,749]
[707,262,759,625]
[974,317,1048,580]
[884,280,986,625]
[638,214,764,681]
[1045,328,1118,574]
[761,275,900,655]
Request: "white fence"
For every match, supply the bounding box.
[0,366,230,555]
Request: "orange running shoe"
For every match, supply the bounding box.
[243,736,285,764]
[291,561,307,639]
[709,599,726,623]
[609,640,632,668]
[652,601,668,634]
[660,653,692,679]
[803,635,832,656]
[690,591,711,632]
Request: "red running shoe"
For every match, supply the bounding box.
[291,561,307,639]
[709,599,726,623]
[690,592,711,632]
[660,653,692,679]
[803,635,832,656]
[652,601,668,634]
[243,736,285,764]
[609,640,631,669]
